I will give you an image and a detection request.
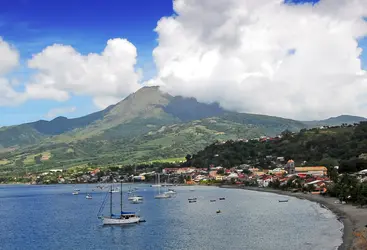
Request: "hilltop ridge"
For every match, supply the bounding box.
[0,86,366,174]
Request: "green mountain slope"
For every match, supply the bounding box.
[0,125,44,149]
[1,86,364,174]
[191,122,365,172]
[303,115,367,127]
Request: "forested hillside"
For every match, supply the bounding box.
[192,123,367,173]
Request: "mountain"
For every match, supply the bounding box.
[303,115,367,127]
[0,86,363,172]
[0,86,304,148]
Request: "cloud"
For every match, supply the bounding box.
[0,78,26,106]
[0,38,19,75]
[45,106,76,119]
[0,38,25,106]
[26,38,141,108]
[148,0,367,120]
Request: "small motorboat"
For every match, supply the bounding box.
[166,189,177,194]
[189,200,197,203]
[216,210,221,213]
[109,188,120,193]
[128,196,143,201]
[130,197,143,204]
[188,198,197,201]
[72,191,79,195]
[278,199,289,203]
[86,194,92,199]
[219,198,225,200]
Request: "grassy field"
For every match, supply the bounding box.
[0,159,9,165]
[23,151,51,165]
[140,157,185,164]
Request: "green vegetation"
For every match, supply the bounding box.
[23,151,51,165]
[264,173,367,206]
[0,86,365,177]
[328,174,367,205]
[192,123,367,172]
[0,159,9,165]
[193,123,367,205]
[140,157,185,164]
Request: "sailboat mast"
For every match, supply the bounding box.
[158,173,161,194]
[110,185,113,217]
[120,182,123,213]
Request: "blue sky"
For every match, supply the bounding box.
[0,0,366,126]
[0,0,173,126]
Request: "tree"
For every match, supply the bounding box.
[181,154,192,167]
[216,169,225,175]
[34,155,42,164]
[328,168,339,182]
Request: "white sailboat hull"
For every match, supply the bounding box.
[102,217,140,225]
[154,193,170,199]
[128,196,143,201]
[130,200,143,204]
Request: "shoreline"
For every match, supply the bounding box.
[221,185,367,250]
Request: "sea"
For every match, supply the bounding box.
[0,184,343,250]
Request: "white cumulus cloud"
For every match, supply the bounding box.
[0,38,25,106]
[26,38,141,108]
[148,0,367,120]
[45,106,77,119]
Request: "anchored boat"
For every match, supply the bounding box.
[278,199,289,203]
[98,182,141,225]
[154,174,170,199]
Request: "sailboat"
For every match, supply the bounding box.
[128,194,143,201]
[165,189,177,195]
[128,189,144,201]
[151,174,162,187]
[154,174,170,199]
[85,184,92,199]
[130,197,143,204]
[109,184,120,193]
[163,181,176,197]
[127,179,144,201]
[72,185,80,195]
[99,182,141,225]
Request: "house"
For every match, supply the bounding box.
[276,157,285,162]
[194,175,206,182]
[215,176,225,181]
[41,154,50,161]
[256,175,273,187]
[305,179,329,193]
[268,168,286,175]
[227,173,239,179]
[89,168,100,176]
[49,169,63,173]
[162,168,179,174]
[248,167,260,172]
[295,166,327,176]
[284,159,295,174]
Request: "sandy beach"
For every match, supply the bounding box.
[221,185,367,250]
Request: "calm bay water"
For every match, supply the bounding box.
[0,184,342,250]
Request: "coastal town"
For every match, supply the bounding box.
[16,157,365,198]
